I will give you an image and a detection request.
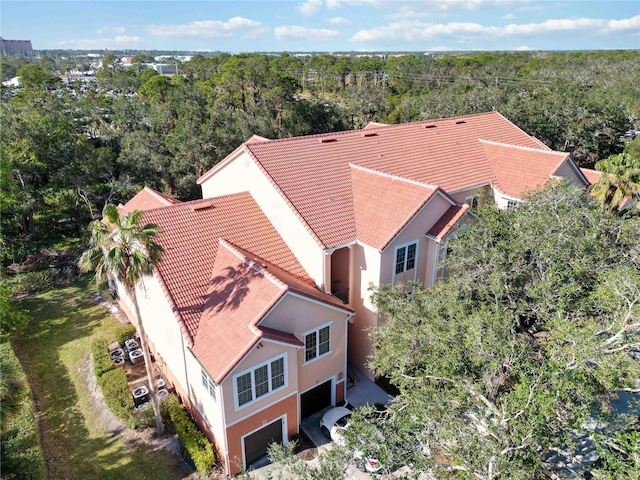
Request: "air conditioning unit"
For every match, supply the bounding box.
[125,339,139,351]
[129,348,144,364]
[157,388,169,399]
[156,378,165,389]
[132,385,149,406]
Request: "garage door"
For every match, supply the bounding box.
[244,419,283,469]
[301,380,332,420]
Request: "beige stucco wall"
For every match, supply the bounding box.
[221,340,299,425]
[555,160,586,186]
[128,276,228,445]
[184,347,227,443]
[261,293,349,394]
[199,151,325,287]
[381,193,453,287]
[449,185,491,206]
[344,242,380,380]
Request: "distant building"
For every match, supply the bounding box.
[0,37,34,56]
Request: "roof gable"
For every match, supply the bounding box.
[482,140,570,198]
[351,164,437,250]
[192,240,350,383]
[120,186,181,213]
[218,112,556,249]
[141,192,310,344]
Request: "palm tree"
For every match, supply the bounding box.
[78,204,164,435]
[590,152,640,213]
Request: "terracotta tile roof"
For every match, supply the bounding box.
[351,164,439,250]
[120,186,181,213]
[580,168,603,185]
[140,192,311,345]
[427,204,470,240]
[222,111,557,249]
[192,240,350,383]
[192,240,287,383]
[258,326,304,347]
[481,140,570,198]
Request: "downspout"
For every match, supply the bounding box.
[431,239,441,287]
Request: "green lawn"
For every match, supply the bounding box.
[9,279,187,480]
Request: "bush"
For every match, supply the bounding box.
[91,338,115,378]
[114,324,137,347]
[131,396,171,430]
[98,368,134,426]
[167,395,215,475]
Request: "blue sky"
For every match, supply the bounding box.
[2,1,639,52]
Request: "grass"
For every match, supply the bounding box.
[1,342,46,480]
[8,278,187,480]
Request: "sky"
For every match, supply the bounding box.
[1,0,639,53]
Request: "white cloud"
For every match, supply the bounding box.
[352,15,640,43]
[148,17,263,38]
[57,36,143,50]
[274,25,340,41]
[501,13,516,20]
[515,45,533,51]
[96,25,126,34]
[328,16,350,24]
[298,0,323,15]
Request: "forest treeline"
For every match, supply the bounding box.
[1,50,639,264]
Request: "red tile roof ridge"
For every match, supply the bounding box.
[427,203,470,241]
[349,162,439,189]
[153,267,195,346]
[242,144,329,249]
[218,238,289,295]
[246,134,271,144]
[142,186,182,206]
[258,326,304,347]
[225,240,352,312]
[580,167,603,185]
[478,138,567,157]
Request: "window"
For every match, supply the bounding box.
[234,355,287,408]
[305,325,331,362]
[465,195,479,209]
[507,200,517,209]
[201,368,217,402]
[395,242,417,274]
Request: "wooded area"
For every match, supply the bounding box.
[1,50,639,265]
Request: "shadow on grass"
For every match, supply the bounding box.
[11,280,186,480]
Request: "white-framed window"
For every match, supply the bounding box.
[395,242,417,274]
[304,324,331,363]
[201,368,217,402]
[234,354,287,408]
[506,200,518,209]
[464,195,479,209]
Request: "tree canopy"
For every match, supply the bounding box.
[362,182,640,479]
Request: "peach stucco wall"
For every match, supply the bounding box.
[261,293,349,394]
[220,340,299,425]
[225,392,298,475]
[199,150,325,287]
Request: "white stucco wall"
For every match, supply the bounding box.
[199,151,325,286]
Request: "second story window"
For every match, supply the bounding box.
[395,242,417,274]
[234,354,287,408]
[201,368,217,402]
[305,324,331,362]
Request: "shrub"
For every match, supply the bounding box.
[114,324,137,347]
[91,338,115,378]
[167,395,215,475]
[98,368,134,427]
